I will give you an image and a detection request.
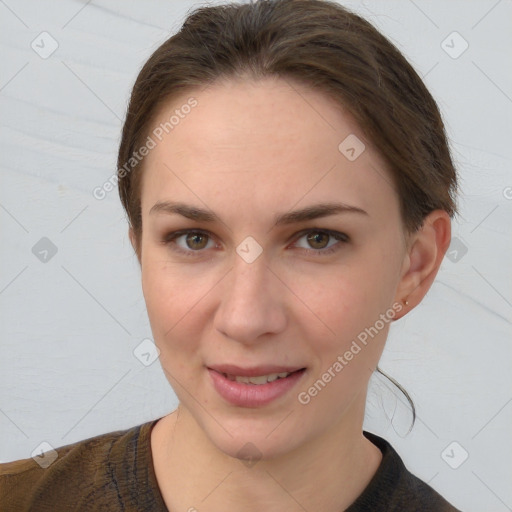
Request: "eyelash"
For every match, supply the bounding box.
[162,228,349,258]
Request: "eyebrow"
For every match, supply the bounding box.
[149,200,368,226]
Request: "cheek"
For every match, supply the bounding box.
[140,254,207,352]
[141,262,172,331]
[141,263,209,393]
[297,242,400,366]
[298,263,383,337]
[142,243,199,319]
[297,273,391,414]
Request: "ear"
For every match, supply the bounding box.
[128,227,141,265]
[393,210,451,320]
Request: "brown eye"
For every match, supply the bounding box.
[306,231,330,249]
[163,230,215,256]
[293,229,349,256]
[185,232,209,250]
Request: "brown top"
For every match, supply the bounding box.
[0,418,462,511]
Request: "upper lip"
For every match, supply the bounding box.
[208,364,305,377]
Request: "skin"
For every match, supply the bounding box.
[129,76,451,512]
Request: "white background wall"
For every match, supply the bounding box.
[1,1,511,510]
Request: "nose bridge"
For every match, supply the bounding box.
[228,248,270,303]
[214,246,286,342]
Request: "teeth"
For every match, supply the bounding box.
[224,372,292,384]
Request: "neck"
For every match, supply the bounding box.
[151,399,382,512]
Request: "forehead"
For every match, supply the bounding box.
[140,77,397,219]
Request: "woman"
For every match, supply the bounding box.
[1,0,462,510]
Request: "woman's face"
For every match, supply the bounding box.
[135,76,410,459]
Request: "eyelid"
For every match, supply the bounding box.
[290,228,349,244]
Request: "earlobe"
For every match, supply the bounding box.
[393,210,451,320]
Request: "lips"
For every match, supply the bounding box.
[207,365,307,407]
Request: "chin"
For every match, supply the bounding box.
[211,429,298,464]
[195,410,308,464]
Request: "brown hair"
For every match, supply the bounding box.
[117,0,459,429]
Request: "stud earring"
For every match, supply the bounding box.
[403,298,409,306]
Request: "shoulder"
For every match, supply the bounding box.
[0,419,159,512]
[348,431,463,512]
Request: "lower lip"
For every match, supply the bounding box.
[207,368,306,407]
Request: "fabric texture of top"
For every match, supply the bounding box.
[0,418,462,511]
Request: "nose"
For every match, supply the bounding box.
[213,251,287,345]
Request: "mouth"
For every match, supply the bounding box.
[207,366,307,407]
[220,369,304,384]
